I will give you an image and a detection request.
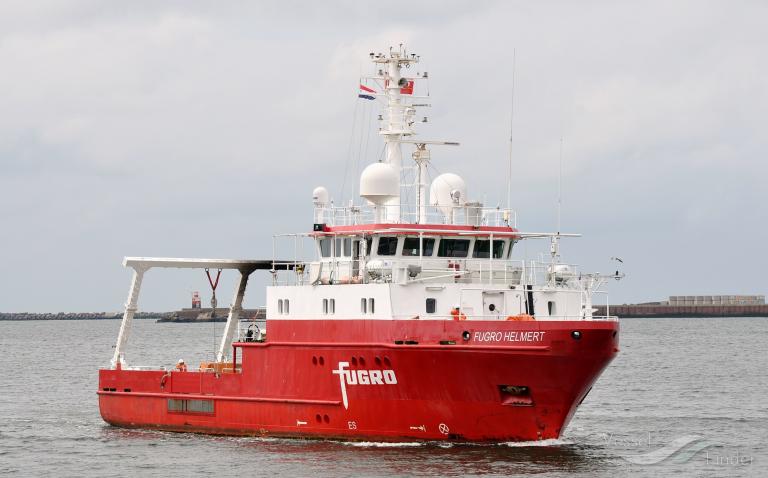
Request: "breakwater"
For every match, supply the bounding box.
[0,312,172,321]
[596,304,768,318]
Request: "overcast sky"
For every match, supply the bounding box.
[1,1,766,312]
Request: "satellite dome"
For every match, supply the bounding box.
[430,173,466,219]
[312,186,329,206]
[360,162,399,206]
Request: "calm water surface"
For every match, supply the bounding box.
[0,318,765,477]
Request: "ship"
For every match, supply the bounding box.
[98,46,623,442]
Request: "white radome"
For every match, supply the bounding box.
[360,162,399,206]
[430,173,467,218]
[312,186,329,206]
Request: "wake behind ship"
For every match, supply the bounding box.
[98,46,622,442]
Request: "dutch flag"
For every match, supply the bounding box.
[358,84,376,100]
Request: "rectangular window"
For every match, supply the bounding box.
[278,299,283,314]
[402,237,436,257]
[473,240,506,259]
[548,301,555,316]
[167,399,214,414]
[437,239,471,258]
[319,238,332,257]
[323,298,328,314]
[335,238,342,257]
[343,238,352,257]
[187,399,214,413]
[377,236,399,256]
[493,240,505,259]
[368,298,375,314]
[426,298,436,314]
[508,240,516,258]
[365,237,372,256]
[361,298,367,314]
[353,240,361,258]
[330,298,336,314]
[284,299,290,314]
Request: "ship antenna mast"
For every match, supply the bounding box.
[558,136,563,234]
[551,137,563,264]
[370,45,420,222]
[507,49,516,213]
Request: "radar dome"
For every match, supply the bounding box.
[430,173,467,219]
[360,162,399,206]
[312,186,329,206]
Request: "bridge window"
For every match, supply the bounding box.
[335,238,342,257]
[319,238,332,257]
[353,239,361,258]
[402,237,435,257]
[377,236,399,256]
[333,238,353,257]
[473,239,506,259]
[437,239,471,258]
[508,241,516,258]
[426,298,436,314]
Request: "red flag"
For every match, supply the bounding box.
[359,84,376,93]
[384,79,415,95]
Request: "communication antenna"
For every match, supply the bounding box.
[557,136,563,234]
[550,137,564,264]
[506,49,516,212]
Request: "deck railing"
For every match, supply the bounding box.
[313,204,516,228]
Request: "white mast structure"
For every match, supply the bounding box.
[366,46,460,224]
[371,46,419,223]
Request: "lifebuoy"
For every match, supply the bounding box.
[450,308,468,321]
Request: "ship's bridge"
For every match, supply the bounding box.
[271,223,589,289]
[302,223,523,287]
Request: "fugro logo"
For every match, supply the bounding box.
[332,361,397,409]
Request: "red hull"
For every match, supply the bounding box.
[98,319,618,442]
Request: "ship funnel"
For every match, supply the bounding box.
[430,173,466,224]
[360,162,399,223]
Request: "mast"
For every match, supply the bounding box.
[371,46,419,223]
